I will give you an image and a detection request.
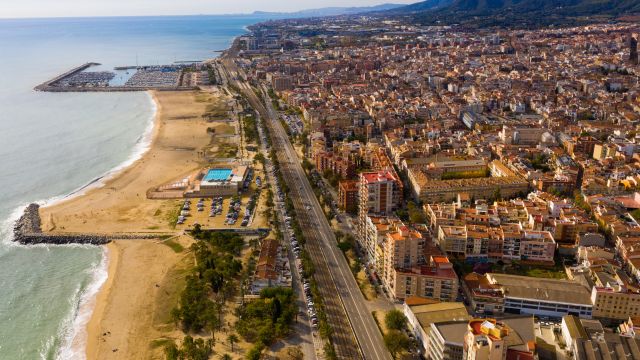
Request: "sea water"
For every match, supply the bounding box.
[0,15,268,359]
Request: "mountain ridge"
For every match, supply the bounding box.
[390,0,640,28]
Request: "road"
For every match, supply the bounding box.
[255,111,321,360]
[218,54,392,360]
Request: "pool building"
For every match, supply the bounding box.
[183,165,250,197]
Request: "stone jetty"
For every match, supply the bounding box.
[13,204,162,245]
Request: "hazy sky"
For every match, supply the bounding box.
[0,0,417,19]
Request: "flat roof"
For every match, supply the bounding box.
[489,273,593,306]
[410,302,470,332]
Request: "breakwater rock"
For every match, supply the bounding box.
[13,203,165,245]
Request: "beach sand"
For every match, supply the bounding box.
[40,90,226,234]
[39,90,231,359]
[86,238,193,360]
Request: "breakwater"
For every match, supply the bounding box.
[34,62,99,91]
[13,204,166,245]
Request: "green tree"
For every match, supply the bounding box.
[227,334,239,352]
[384,330,411,360]
[384,309,408,331]
[407,202,426,224]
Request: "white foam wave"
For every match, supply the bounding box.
[53,246,109,360]
[1,92,157,249]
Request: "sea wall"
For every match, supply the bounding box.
[13,204,163,245]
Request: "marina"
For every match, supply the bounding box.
[35,62,203,92]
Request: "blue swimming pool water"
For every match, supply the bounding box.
[204,168,232,182]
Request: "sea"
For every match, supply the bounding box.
[0,15,271,359]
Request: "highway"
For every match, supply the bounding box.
[218,55,392,360]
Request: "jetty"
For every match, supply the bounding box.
[34,62,100,91]
[13,204,166,245]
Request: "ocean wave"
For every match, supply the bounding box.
[49,246,109,360]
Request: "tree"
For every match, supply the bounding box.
[220,354,232,360]
[384,310,408,331]
[285,346,304,360]
[384,330,411,360]
[204,305,220,341]
[407,201,427,224]
[227,334,239,352]
[492,187,502,201]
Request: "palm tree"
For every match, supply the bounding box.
[227,334,239,352]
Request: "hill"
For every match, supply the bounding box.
[392,0,640,28]
[253,3,405,18]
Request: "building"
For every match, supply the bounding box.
[408,161,528,203]
[429,321,469,360]
[462,273,505,316]
[360,215,402,273]
[437,225,468,257]
[404,301,470,358]
[591,286,640,321]
[463,317,536,360]
[561,315,640,359]
[359,170,400,215]
[250,239,292,294]
[358,170,401,244]
[271,75,293,92]
[338,179,359,214]
[488,273,593,318]
[187,166,250,197]
[436,224,555,264]
[387,255,460,301]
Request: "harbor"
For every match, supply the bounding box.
[34,62,208,92]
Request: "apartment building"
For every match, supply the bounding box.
[338,179,359,214]
[436,223,555,263]
[591,286,640,321]
[463,317,536,360]
[358,170,401,248]
[386,255,460,301]
[429,321,468,360]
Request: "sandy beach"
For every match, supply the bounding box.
[39,89,231,359]
[85,238,193,359]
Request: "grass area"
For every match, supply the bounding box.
[166,203,181,229]
[499,264,567,279]
[214,142,238,158]
[150,338,174,349]
[217,123,235,135]
[441,168,490,180]
[194,93,213,103]
[454,259,567,279]
[162,238,185,253]
[203,104,228,119]
[152,252,194,330]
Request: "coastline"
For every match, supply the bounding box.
[37,88,228,359]
[84,242,117,360]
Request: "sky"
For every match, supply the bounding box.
[0,0,417,19]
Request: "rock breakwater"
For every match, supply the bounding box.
[13,204,163,245]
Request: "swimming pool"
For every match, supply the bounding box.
[204,168,232,182]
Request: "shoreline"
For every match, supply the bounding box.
[37,88,224,358]
[85,242,118,360]
[41,91,159,211]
